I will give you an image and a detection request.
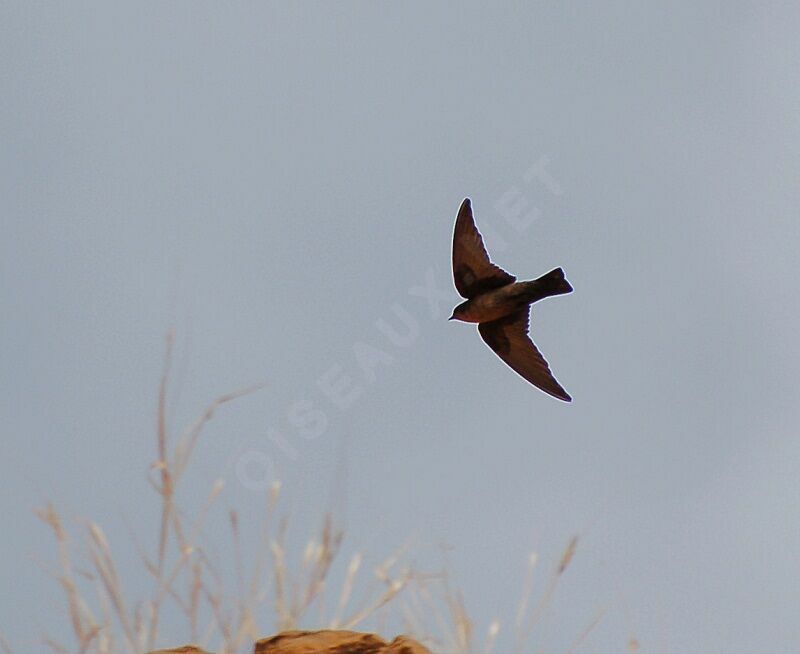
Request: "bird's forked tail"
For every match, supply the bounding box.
[533,267,573,298]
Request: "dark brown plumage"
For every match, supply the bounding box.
[449,198,573,402]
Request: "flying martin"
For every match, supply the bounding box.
[449,198,573,401]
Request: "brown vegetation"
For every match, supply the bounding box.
[22,334,607,654]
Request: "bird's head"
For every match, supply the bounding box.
[449,301,470,322]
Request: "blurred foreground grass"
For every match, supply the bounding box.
[5,334,625,654]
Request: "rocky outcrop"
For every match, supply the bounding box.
[151,630,431,654]
[255,630,430,653]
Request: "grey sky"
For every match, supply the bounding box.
[2,2,800,652]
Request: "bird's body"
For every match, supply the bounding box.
[452,277,565,324]
[449,198,573,402]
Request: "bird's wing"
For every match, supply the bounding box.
[478,309,572,402]
[452,198,516,299]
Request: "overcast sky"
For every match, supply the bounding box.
[3,3,800,652]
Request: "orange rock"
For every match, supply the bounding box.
[149,630,431,654]
[254,629,431,653]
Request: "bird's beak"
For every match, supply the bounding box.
[448,315,455,321]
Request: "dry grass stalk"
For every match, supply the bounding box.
[391,535,592,654]
[24,331,617,653]
[482,619,500,654]
[565,608,607,654]
[513,536,579,653]
[31,334,415,654]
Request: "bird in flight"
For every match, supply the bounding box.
[449,198,573,402]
